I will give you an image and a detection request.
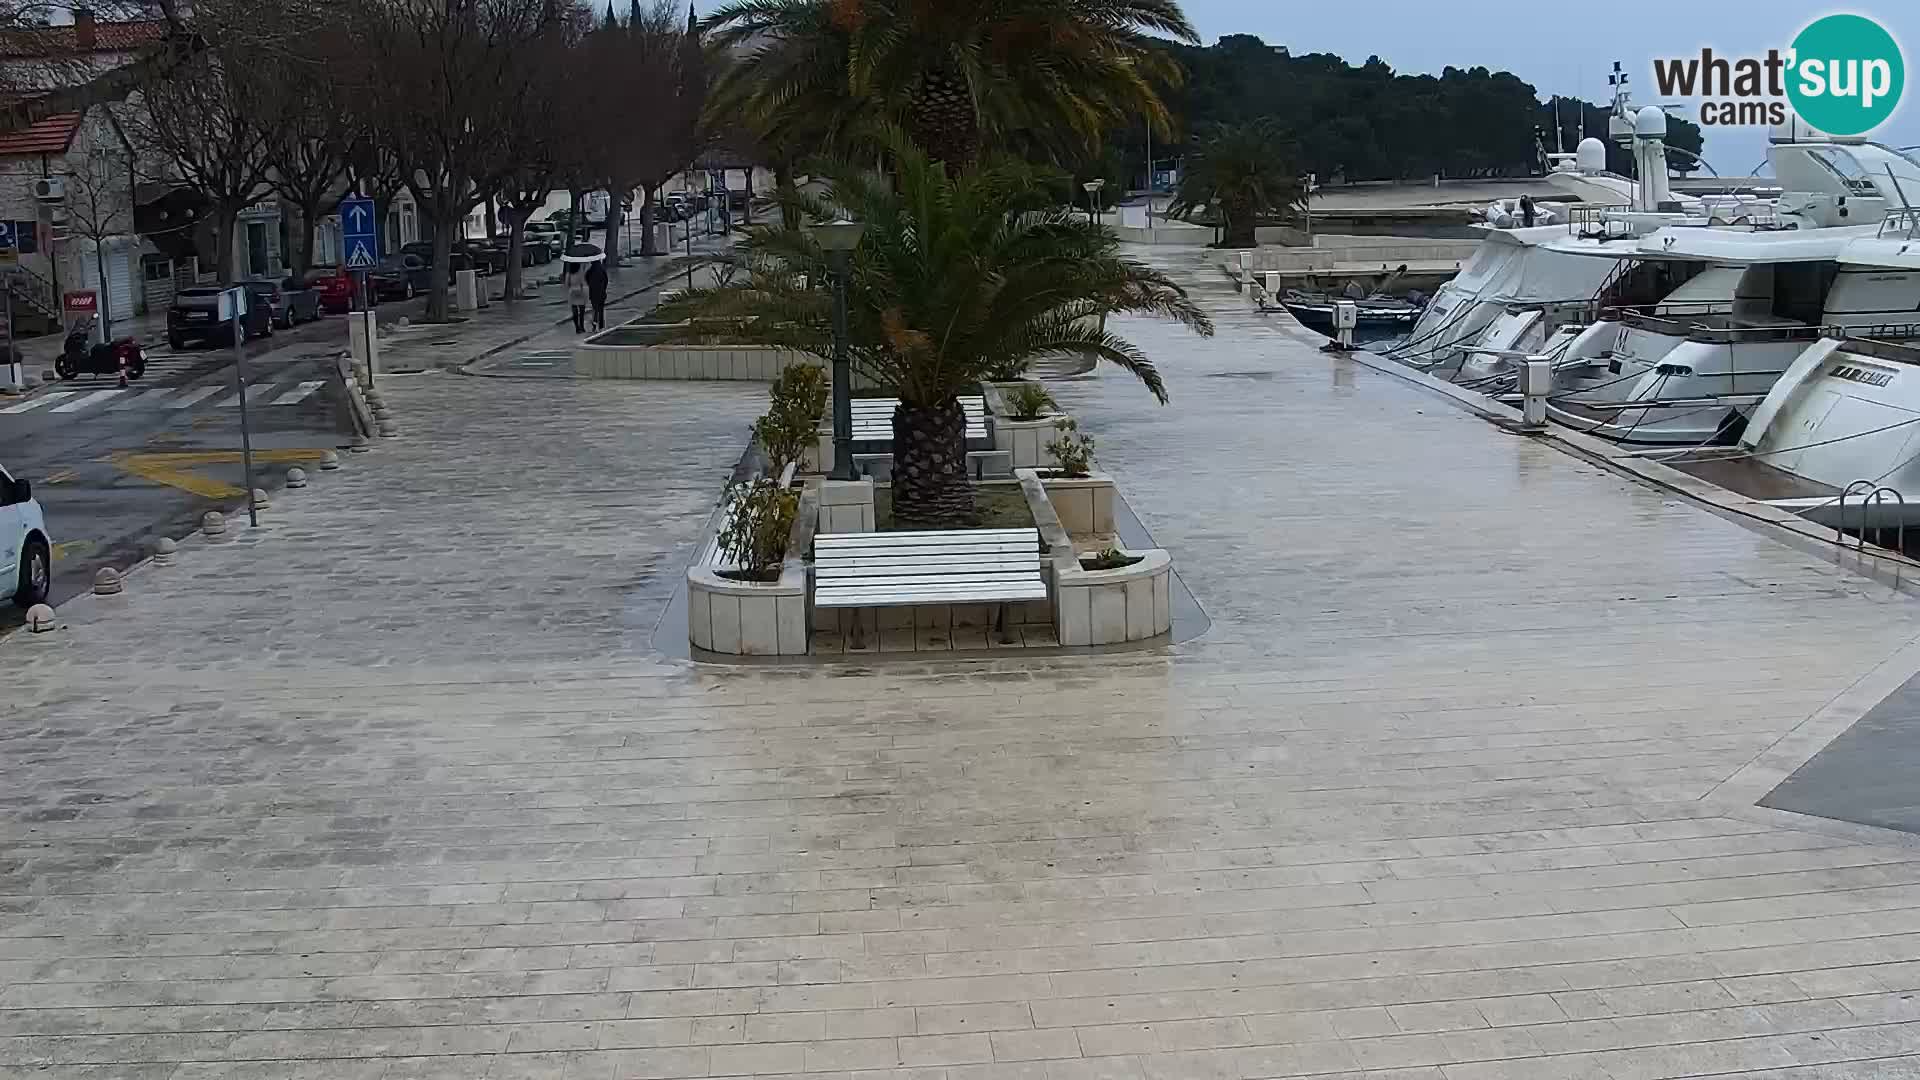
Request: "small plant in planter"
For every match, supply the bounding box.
[770,363,828,420]
[1004,383,1057,422]
[755,364,832,473]
[1080,545,1142,571]
[1045,418,1096,478]
[717,479,799,582]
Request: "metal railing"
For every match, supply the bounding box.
[1877,206,1920,239]
[2,261,56,319]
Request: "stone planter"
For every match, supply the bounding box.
[1017,469,1172,647]
[1039,472,1115,537]
[994,415,1068,469]
[687,488,816,657]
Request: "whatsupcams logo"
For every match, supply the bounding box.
[1651,13,1904,134]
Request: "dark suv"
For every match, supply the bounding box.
[167,287,272,349]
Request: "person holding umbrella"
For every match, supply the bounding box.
[560,242,603,333]
[586,258,609,331]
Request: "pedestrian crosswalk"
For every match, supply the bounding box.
[0,377,328,418]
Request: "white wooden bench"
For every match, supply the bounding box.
[813,528,1047,645]
[849,396,990,444]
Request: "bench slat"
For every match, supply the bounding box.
[818,556,1039,575]
[818,529,1037,546]
[817,571,1044,588]
[817,585,1048,607]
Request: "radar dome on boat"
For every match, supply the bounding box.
[1634,105,1667,138]
[1576,137,1607,173]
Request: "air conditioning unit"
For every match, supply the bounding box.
[31,177,64,201]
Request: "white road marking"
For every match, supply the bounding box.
[50,390,123,413]
[215,377,282,407]
[109,390,176,411]
[271,381,325,405]
[163,385,226,409]
[0,392,75,414]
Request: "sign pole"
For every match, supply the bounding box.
[230,303,258,528]
[358,270,374,388]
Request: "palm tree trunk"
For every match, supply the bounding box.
[908,66,981,170]
[891,398,975,528]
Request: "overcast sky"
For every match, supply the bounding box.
[1178,0,1919,176]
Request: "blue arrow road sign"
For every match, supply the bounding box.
[340,195,378,269]
[0,221,15,250]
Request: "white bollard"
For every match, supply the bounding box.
[25,603,54,632]
[152,536,177,565]
[92,567,123,596]
[455,269,482,313]
[286,467,308,489]
[1520,358,1552,431]
[318,450,341,471]
[202,511,229,542]
[250,487,270,510]
[348,433,372,453]
[348,311,380,382]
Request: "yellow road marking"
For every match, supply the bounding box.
[43,469,75,485]
[110,449,331,499]
[51,540,94,563]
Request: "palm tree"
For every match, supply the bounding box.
[1168,120,1306,248]
[704,0,1197,169]
[657,137,1214,528]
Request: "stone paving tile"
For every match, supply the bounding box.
[6,246,1920,1078]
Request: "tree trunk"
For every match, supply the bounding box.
[602,193,622,266]
[908,66,981,170]
[484,199,497,239]
[775,163,799,230]
[294,198,321,278]
[638,186,659,256]
[1223,201,1256,248]
[501,205,531,304]
[740,169,753,225]
[890,398,975,528]
[426,208,454,322]
[210,206,237,283]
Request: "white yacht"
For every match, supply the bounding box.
[1390,90,1769,373]
[1689,216,1920,533]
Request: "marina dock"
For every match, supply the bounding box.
[8,245,1920,1077]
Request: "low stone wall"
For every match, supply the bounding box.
[1018,469,1172,647]
[1040,472,1115,537]
[688,488,816,657]
[577,342,816,381]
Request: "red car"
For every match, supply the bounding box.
[312,268,357,314]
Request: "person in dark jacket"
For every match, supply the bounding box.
[1519,194,1537,228]
[585,260,609,330]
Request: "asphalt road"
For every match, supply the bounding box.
[0,309,385,627]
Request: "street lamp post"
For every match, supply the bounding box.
[813,219,865,482]
[1082,179,1106,228]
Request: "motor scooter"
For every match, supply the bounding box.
[56,317,146,386]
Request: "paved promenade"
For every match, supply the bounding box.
[6,247,1920,1078]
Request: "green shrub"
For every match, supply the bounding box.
[1046,417,1095,477]
[718,479,799,579]
[771,363,829,420]
[1004,383,1056,421]
[756,364,831,472]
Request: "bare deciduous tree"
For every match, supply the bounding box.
[122,49,275,282]
[338,0,564,321]
[262,34,352,277]
[60,113,135,335]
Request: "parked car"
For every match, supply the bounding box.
[0,462,49,608]
[167,286,271,349]
[451,239,509,275]
[245,278,321,330]
[368,254,433,301]
[399,241,482,279]
[311,267,356,313]
[523,221,565,261]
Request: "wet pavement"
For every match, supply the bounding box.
[6,245,1920,1078]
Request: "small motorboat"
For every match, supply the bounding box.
[1279,289,1424,335]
